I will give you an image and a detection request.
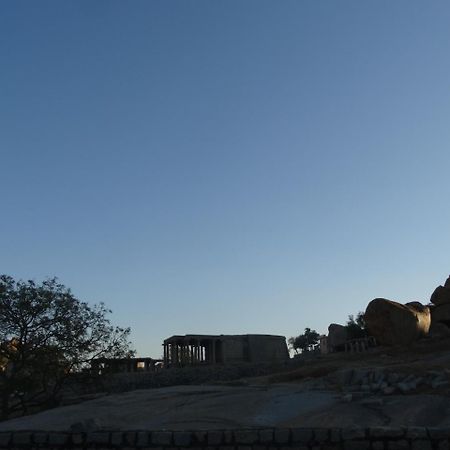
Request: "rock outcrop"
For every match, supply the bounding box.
[430,283,450,306]
[430,302,450,337]
[364,298,431,346]
[427,276,450,336]
[327,323,348,351]
[332,368,450,398]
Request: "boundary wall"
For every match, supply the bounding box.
[0,427,449,450]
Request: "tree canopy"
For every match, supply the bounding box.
[345,311,367,340]
[0,275,134,420]
[288,328,320,354]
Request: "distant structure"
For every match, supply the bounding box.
[319,335,328,354]
[163,334,289,367]
[91,357,162,374]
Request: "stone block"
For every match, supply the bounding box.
[207,431,224,446]
[252,446,267,450]
[0,433,11,447]
[428,428,450,439]
[136,432,151,447]
[405,428,427,439]
[173,432,192,447]
[48,433,69,446]
[313,428,329,442]
[235,430,259,444]
[370,427,405,439]
[194,431,207,444]
[125,431,137,445]
[437,440,450,450]
[387,440,410,450]
[291,428,313,444]
[411,440,432,450]
[32,432,48,444]
[111,432,124,446]
[87,432,110,445]
[342,428,366,440]
[71,433,85,445]
[237,446,252,450]
[12,432,33,446]
[371,442,384,450]
[224,431,234,444]
[219,446,236,450]
[152,432,173,446]
[344,441,370,450]
[274,429,290,444]
[259,429,274,443]
[329,428,341,443]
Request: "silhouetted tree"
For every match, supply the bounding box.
[0,275,134,420]
[289,328,320,354]
[345,311,367,339]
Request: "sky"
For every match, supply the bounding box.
[1,1,450,358]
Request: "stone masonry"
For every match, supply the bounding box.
[163,334,289,367]
[1,427,450,450]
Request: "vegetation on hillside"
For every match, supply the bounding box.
[345,311,368,339]
[0,275,134,420]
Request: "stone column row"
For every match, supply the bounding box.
[163,340,219,367]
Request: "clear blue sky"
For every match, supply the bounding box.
[2,1,450,358]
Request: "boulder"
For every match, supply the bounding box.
[430,303,450,337]
[364,298,431,346]
[444,275,450,289]
[327,323,348,351]
[430,285,450,305]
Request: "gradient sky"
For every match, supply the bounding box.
[2,1,450,358]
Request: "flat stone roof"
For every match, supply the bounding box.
[163,334,286,343]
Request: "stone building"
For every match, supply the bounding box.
[319,335,329,354]
[91,357,162,374]
[163,334,289,367]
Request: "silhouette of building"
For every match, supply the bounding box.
[91,357,162,374]
[163,334,289,367]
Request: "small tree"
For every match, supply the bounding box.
[0,275,134,420]
[289,328,320,354]
[345,312,367,339]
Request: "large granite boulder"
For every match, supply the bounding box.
[364,298,431,346]
[430,303,450,337]
[430,278,450,305]
[327,323,348,351]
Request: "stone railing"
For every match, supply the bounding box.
[0,427,449,449]
[344,336,377,353]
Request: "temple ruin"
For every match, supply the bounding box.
[91,357,162,374]
[163,334,289,367]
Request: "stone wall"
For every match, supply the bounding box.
[246,335,289,363]
[1,427,449,449]
[222,336,246,363]
[101,362,292,394]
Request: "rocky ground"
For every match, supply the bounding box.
[1,336,450,430]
